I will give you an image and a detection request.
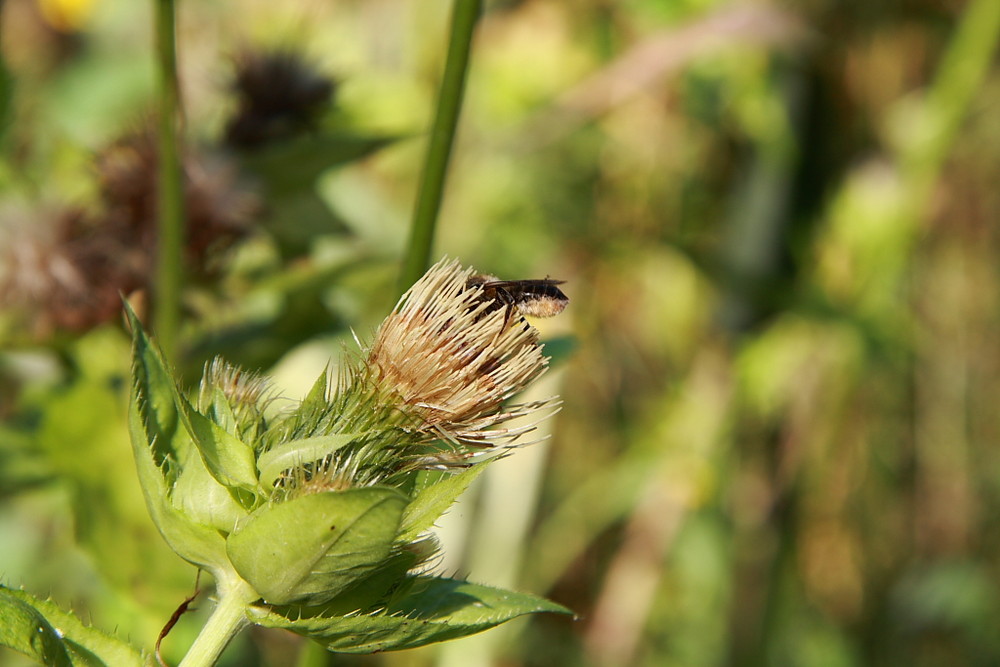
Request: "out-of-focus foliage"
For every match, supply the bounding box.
[3,0,1000,665]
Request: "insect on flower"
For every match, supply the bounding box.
[466,274,569,327]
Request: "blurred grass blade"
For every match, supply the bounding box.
[127,298,259,494]
[154,0,184,360]
[0,52,12,147]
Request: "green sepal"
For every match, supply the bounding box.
[203,384,264,446]
[257,433,359,489]
[206,386,240,436]
[398,464,489,542]
[250,577,573,654]
[227,487,407,605]
[0,586,145,667]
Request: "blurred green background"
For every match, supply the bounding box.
[3,0,1000,665]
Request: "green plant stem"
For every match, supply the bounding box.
[926,0,1000,142]
[178,576,258,667]
[901,0,1000,195]
[397,0,482,295]
[154,0,184,361]
[295,640,330,667]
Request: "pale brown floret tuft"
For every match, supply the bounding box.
[200,358,273,412]
[366,259,555,448]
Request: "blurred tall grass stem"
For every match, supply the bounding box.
[397,0,482,295]
[154,0,184,360]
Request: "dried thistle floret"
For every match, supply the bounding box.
[366,259,558,449]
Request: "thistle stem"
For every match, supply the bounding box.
[178,576,257,667]
[154,0,184,360]
[397,0,482,295]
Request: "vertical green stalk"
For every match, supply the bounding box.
[154,0,184,361]
[397,0,482,295]
[177,576,258,667]
[900,0,1000,193]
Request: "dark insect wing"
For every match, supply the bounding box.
[479,279,566,288]
[479,279,567,302]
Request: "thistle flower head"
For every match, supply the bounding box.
[127,259,569,621]
[366,258,554,448]
[250,259,560,496]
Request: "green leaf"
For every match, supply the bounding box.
[398,464,489,542]
[257,433,360,489]
[0,590,73,666]
[171,443,250,534]
[0,586,145,667]
[176,392,261,494]
[227,487,407,605]
[125,300,188,466]
[34,325,200,613]
[128,398,230,571]
[126,301,260,496]
[127,306,233,568]
[240,133,399,197]
[251,577,573,654]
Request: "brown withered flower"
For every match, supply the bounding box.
[95,127,260,265]
[0,205,144,335]
[224,48,336,149]
[0,127,260,337]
